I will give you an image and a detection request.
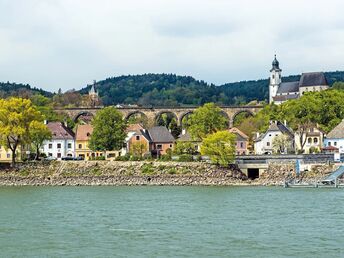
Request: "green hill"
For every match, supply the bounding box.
[0,82,53,99]
[80,71,344,106]
[2,71,344,106]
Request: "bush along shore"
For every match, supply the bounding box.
[0,161,336,186]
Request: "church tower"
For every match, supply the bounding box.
[89,80,100,107]
[269,55,282,104]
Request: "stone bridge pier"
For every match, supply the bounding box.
[55,105,262,128]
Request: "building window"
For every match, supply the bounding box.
[308,138,312,144]
[136,136,140,141]
[334,142,337,146]
[170,144,173,148]
[314,138,318,144]
[57,153,61,158]
[157,144,162,150]
[240,142,244,148]
[68,143,72,149]
[49,144,52,149]
[328,142,331,146]
[267,142,270,147]
[7,154,10,158]
[79,144,82,149]
[57,143,61,149]
[272,75,275,79]
[48,153,52,157]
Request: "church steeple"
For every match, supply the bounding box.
[270,55,281,72]
[269,55,282,104]
[88,80,100,107]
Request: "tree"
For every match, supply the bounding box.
[89,107,127,151]
[187,103,228,140]
[29,121,52,160]
[130,142,148,158]
[272,134,292,154]
[200,131,236,167]
[0,98,43,166]
[174,141,198,155]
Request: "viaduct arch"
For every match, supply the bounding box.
[56,105,262,128]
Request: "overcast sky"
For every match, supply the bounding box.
[1,0,344,92]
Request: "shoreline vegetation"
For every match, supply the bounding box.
[0,161,335,186]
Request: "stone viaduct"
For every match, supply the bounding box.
[55,105,263,128]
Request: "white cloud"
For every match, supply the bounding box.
[0,0,344,91]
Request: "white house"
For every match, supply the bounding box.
[323,119,344,154]
[254,121,294,154]
[41,122,75,159]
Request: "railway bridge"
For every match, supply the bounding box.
[54,105,263,128]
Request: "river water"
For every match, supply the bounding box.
[0,186,343,257]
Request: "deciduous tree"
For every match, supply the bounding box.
[89,107,127,151]
[200,131,236,167]
[0,98,43,166]
[187,103,228,140]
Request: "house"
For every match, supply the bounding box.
[147,126,175,156]
[294,126,324,154]
[75,124,103,160]
[269,55,329,104]
[323,119,344,154]
[229,127,249,155]
[41,122,75,159]
[125,124,151,157]
[0,144,23,163]
[254,121,294,154]
[177,130,201,154]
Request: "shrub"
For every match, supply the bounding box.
[178,154,194,162]
[141,163,155,175]
[115,155,130,161]
[90,156,106,161]
[159,154,172,161]
[130,155,143,161]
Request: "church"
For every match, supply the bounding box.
[269,56,329,105]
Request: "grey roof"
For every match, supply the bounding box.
[277,82,300,94]
[47,122,74,140]
[148,126,175,143]
[270,55,282,72]
[326,120,344,139]
[273,94,299,102]
[299,72,328,87]
[255,121,293,142]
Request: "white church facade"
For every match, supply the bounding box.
[269,56,329,105]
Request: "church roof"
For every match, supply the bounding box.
[299,72,328,87]
[273,94,299,102]
[276,82,300,94]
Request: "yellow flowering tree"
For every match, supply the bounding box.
[0,98,44,166]
[200,131,236,167]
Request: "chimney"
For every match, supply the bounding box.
[182,129,186,135]
[44,120,48,125]
[284,120,287,126]
[256,132,260,138]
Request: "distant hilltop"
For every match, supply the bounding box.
[1,71,344,106]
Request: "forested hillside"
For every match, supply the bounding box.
[0,82,53,99]
[80,71,344,106]
[2,71,344,106]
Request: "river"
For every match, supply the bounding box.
[0,186,343,257]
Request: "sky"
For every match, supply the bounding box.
[1,0,344,92]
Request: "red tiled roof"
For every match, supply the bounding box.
[76,124,93,141]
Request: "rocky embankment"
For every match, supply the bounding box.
[0,161,336,186]
[0,161,247,186]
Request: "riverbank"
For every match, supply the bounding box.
[0,161,336,186]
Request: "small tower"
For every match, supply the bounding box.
[89,80,100,107]
[269,55,282,104]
